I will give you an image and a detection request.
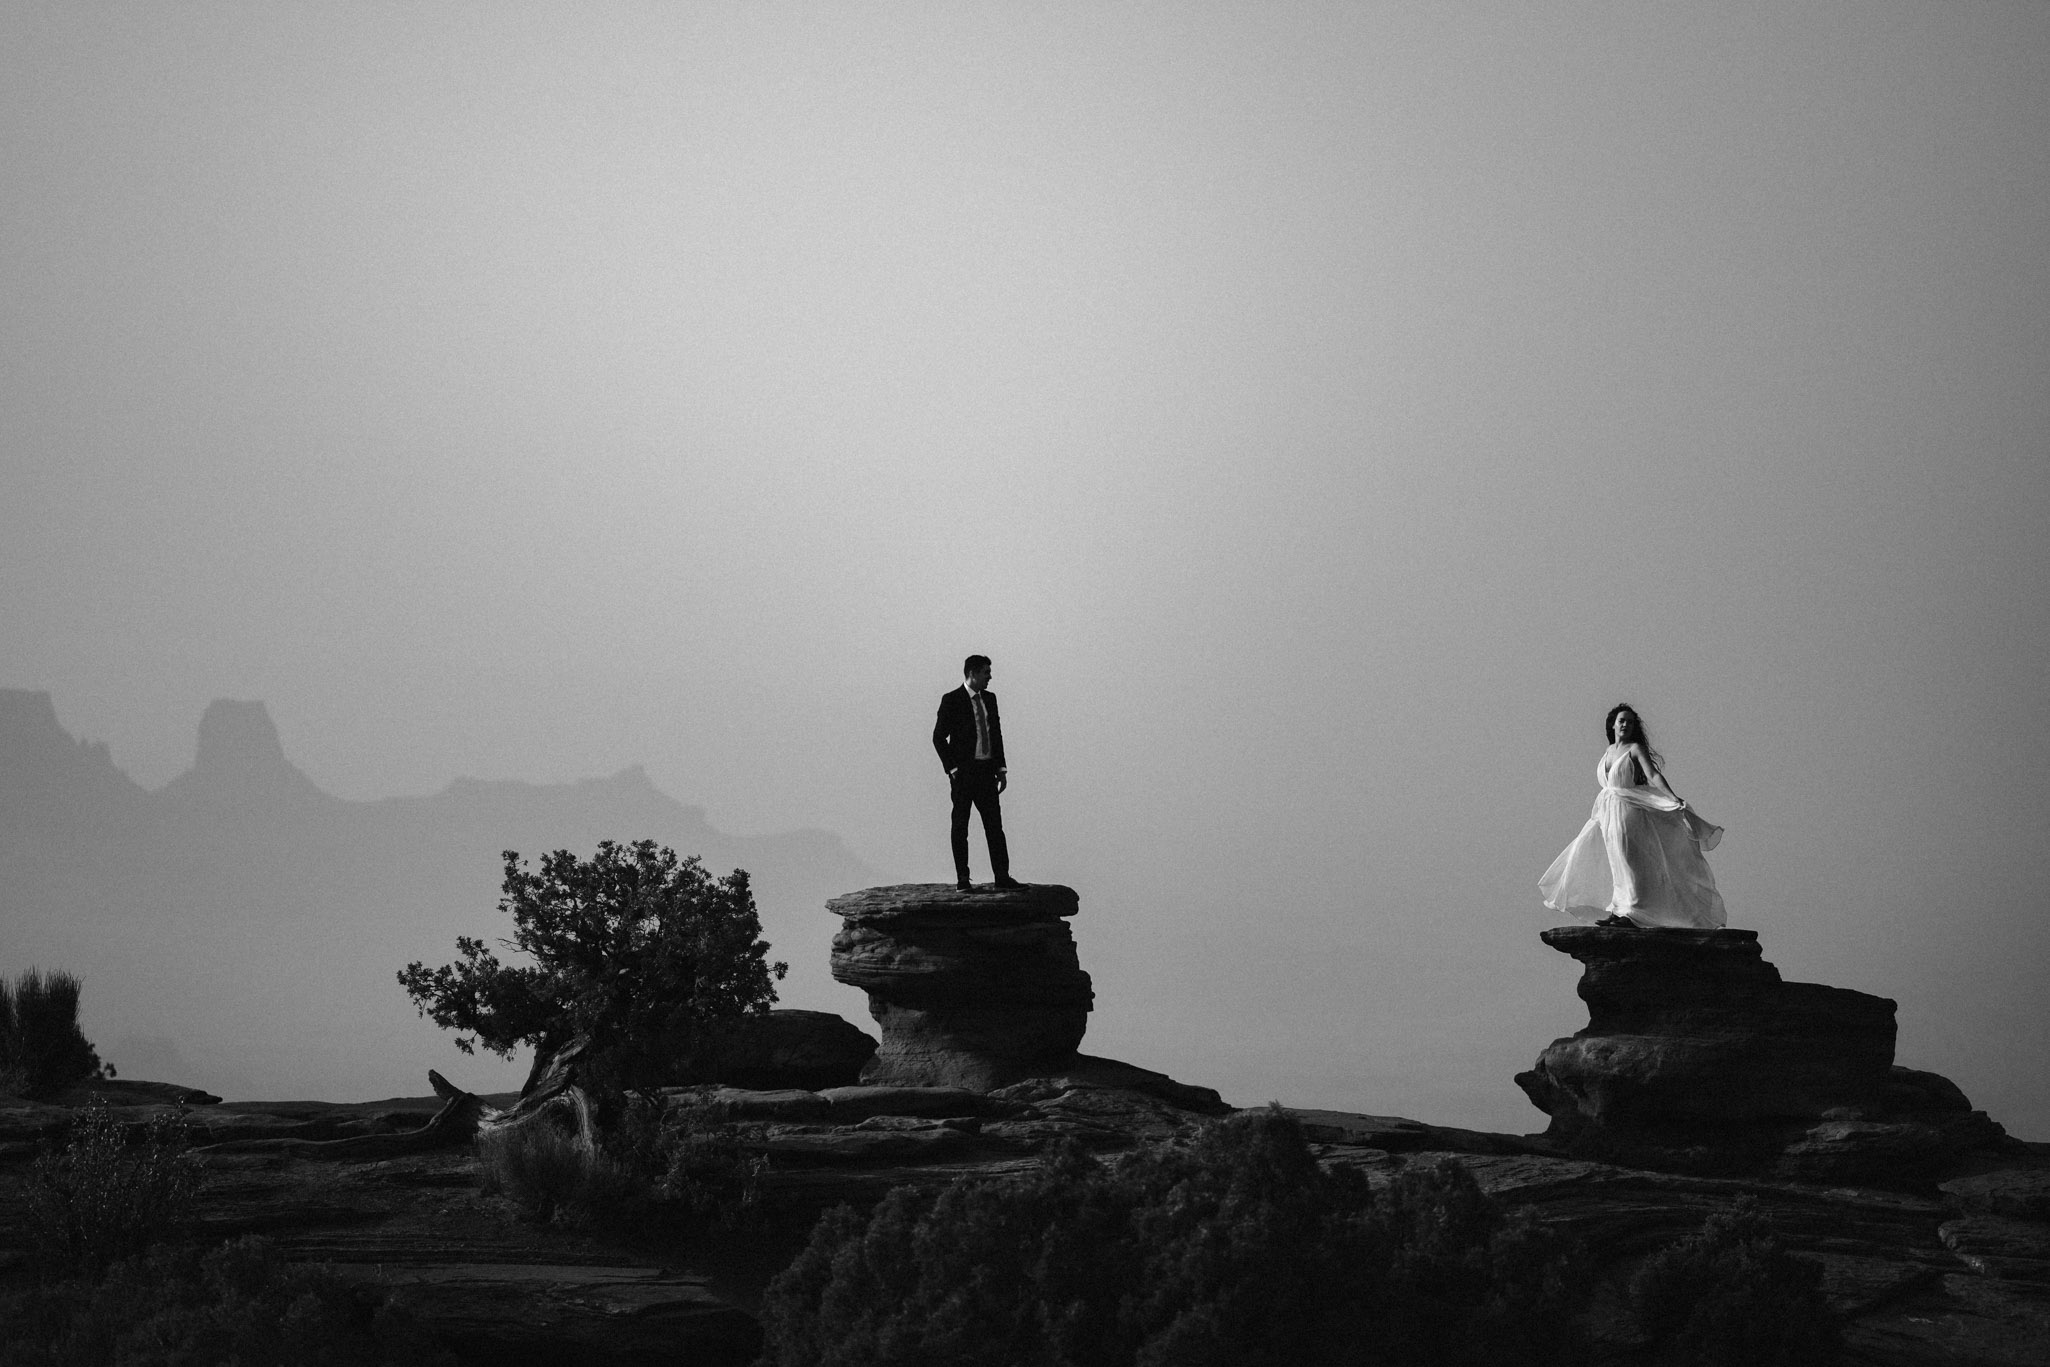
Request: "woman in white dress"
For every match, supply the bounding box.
[1540,704,1726,929]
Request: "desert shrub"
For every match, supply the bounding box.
[599,1096,770,1230]
[758,1108,1588,1367]
[649,1111,769,1228]
[475,1117,644,1228]
[23,1103,202,1278]
[397,840,787,1091]
[0,1234,448,1367]
[0,975,18,1095]
[1368,1157,1591,1366]
[479,1099,768,1232]
[476,1122,598,1224]
[0,970,109,1098]
[1628,1197,1839,1366]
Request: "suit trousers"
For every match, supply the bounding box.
[949,760,1009,882]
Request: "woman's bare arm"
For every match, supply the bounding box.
[1621,743,1647,787]
[1634,745,1685,803]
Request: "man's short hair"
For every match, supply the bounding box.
[963,654,991,675]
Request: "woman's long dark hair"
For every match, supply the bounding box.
[1606,703,1665,770]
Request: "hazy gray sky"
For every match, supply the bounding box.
[5,3,2047,1133]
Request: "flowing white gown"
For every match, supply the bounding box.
[1539,742,1727,929]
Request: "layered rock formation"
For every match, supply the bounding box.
[668,1008,877,1092]
[1518,926,2015,1183]
[827,883,1227,1112]
[829,883,1093,1091]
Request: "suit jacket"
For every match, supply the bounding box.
[933,686,1005,773]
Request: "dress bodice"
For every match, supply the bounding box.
[1597,742,1647,791]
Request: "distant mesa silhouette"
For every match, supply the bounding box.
[0,688,146,837]
[192,698,291,772]
[1518,925,2020,1185]
[0,689,109,773]
[161,699,331,807]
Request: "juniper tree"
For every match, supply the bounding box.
[398,840,786,1092]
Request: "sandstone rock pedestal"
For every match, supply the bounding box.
[1518,925,2012,1183]
[829,883,1093,1091]
[1519,926,1898,1128]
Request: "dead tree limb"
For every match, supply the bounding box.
[194,1039,598,1164]
[194,1070,486,1162]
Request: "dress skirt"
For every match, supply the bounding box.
[1540,786,1726,929]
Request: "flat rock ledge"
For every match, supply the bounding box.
[665,1075,1222,1172]
[1517,925,2019,1185]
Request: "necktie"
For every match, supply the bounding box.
[973,693,989,759]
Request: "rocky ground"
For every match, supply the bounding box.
[5,891,2044,1364]
[2,1077,2046,1365]
[1304,1113,2050,1366]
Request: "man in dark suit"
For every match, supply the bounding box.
[933,654,1017,891]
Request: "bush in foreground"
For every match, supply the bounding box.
[758,1109,1588,1367]
[0,1235,449,1367]
[24,1103,202,1279]
[0,969,109,1098]
[1628,1197,1839,1366]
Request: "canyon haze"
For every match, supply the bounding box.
[0,688,877,1101]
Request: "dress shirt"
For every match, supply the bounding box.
[968,687,991,761]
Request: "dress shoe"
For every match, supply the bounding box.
[993,876,1022,888]
[956,878,973,892]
